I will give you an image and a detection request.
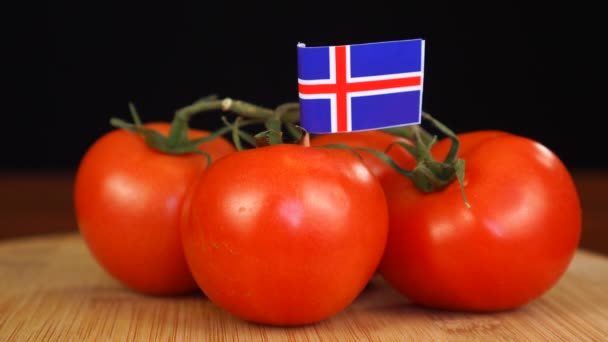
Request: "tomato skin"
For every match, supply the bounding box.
[430,130,510,161]
[74,122,235,295]
[379,131,582,311]
[181,144,389,325]
[310,130,416,188]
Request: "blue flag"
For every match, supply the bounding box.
[297,38,425,133]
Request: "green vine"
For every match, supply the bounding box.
[111,95,468,207]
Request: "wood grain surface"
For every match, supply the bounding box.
[0,234,607,341]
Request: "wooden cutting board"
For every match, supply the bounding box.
[1,233,607,341]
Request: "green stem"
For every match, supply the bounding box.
[237,130,257,147]
[284,122,303,142]
[231,117,244,151]
[265,102,300,145]
[168,99,224,147]
[376,113,470,208]
[166,96,280,147]
[220,98,275,119]
[113,96,274,155]
[382,124,433,145]
[220,116,259,151]
[421,112,460,164]
[110,98,266,157]
[281,108,301,124]
[128,102,142,126]
[274,102,300,119]
[406,113,469,207]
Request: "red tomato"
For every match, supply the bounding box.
[430,130,509,161]
[181,144,389,325]
[74,122,235,295]
[310,130,416,188]
[379,130,582,311]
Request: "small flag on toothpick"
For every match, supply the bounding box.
[297,38,425,133]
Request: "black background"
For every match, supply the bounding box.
[15,3,603,170]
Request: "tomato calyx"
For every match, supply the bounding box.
[389,112,469,207]
[254,125,309,147]
[198,98,304,149]
[110,96,268,159]
[109,103,208,163]
[323,112,469,207]
[247,102,306,148]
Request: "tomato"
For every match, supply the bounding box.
[430,130,509,162]
[379,130,582,311]
[310,130,416,188]
[74,122,235,295]
[181,144,389,325]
